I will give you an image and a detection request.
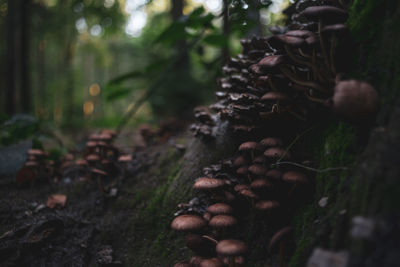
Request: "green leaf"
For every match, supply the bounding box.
[108,71,144,86]
[154,21,187,44]
[203,34,228,47]
[105,86,133,101]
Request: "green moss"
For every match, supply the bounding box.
[289,122,356,267]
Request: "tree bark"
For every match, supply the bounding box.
[21,0,32,113]
[6,0,18,115]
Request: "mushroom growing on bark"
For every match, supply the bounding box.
[327,79,379,123]
[216,239,248,267]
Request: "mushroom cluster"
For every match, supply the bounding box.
[16,148,54,185]
[17,129,136,195]
[174,0,379,265]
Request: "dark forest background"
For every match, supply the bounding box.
[0,0,287,141]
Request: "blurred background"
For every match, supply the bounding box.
[0,0,289,145]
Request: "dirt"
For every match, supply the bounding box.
[0,129,183,266]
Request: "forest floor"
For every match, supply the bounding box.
[0,126,189,267]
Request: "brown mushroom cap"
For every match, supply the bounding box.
[264,147,290,160]
[282,171,308,184]
[91,168,107,176]
[265,169,282,180]
[193,178,226,191]
[233,156,248,167]
[200,258,224,267]
[257,55,287,70]
[75,159,88,166]
[234,184,249,192]
[254,200,280,212]
[253,155,266,164]
[173,262,190,267]
[236,166,249,176]
[171,215,207,232]
[216,239,248,256]
[271,34,305,48]
[239,189,259,199]
[86,154,100,162]
[238,141,261,152]
[250,179,273,191]
[260,137,283,148]
[118,154,133,162]
[86,141,97,148]
[285,30,314,39]
[269,226,293,251]
[330,79,379,122]
[207,203,233,215]
[248,164,267,176]
[300,6,348,24]
[27,149,45,157]
[209,215,237,229]
[261,92,290,102]
[321,23,348,36]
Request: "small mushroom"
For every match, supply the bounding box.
[269,226,294,267]
[200,258,224,267]
[207,203,234,216]
[327,79,379,123]
[209,215,237,238]
[91,168,107,194]
[171,214,207,233]
[185,233,217,257]
[216,239,248,267]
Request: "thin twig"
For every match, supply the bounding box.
[271,161,348,173]
[276,127,314,163]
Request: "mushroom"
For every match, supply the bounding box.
[185,233,217,257]
[260,137,283,148]
[327,79,379,123]
[209,215,237,238]
[264,147,291,162]
[193,178,226,201]
[238,141,263,160]
[269,226,294,267]
[299,5,348,73]
[173,262,190,267]
[282,170,309,197]
[216,239,248,267]
[200,258,224,267]
[207,203,234,216]
[171,214,207,234]
[91,168,107,194]
[254,200,280,217]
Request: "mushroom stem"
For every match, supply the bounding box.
[305,90,327,104]
[229,257,235,267]
[97,175,104,194]
[279,66,326,92]
[284,45,325,82]
[279,241,287,267]
[267,77,279,92]
[329,35,337,74]
[297,48,311,59]
[283,108,307,121]
[318,21,331,74]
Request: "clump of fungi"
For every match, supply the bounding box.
[16,129,138,197]
[173,0,379,265]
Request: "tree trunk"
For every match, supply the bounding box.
[170,0,188,68]
[20,0,32,113]
[6,0,18,115]
[222,0,230,63]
